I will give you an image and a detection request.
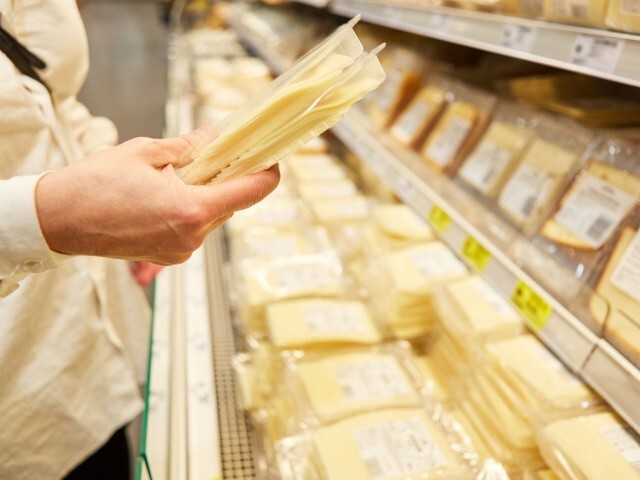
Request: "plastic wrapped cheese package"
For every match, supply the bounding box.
[496,114,590,236]
[309,194,372,225]
[412,355,452,403]
[284,154,349,183]
[457,102,535,199]
[421,82,497,175]
[542,0,609,26]
[606,0,640,32]
[296,178,359,201]
[266,298,384,350]
[226,195,312,235]
[297,134,330,154]
[538,411,640,480]
[536,135,640,280]
[180,17,385,185]
[276,407,476,480]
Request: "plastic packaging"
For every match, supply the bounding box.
[390,84,448,148]
[284,154,349,183]
[606,0,640,33]
[296,178,359,202]
[225,195,312,235]
[542,0,609,27]
[308,194,372,225]
[181,16,385,185]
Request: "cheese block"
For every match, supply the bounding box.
[606,0,640,33]
[498,138,580,232]
[542,0,609,26]
[591,227,640,367]
[458,121,532,198]
[313,408,468,480]
[296,351,420,422]
[422,101,480,173]
[412,355,450,402]
[540,412,640,480]
[266,298,383,350]
[540,161,640,251]
[390,86,447,148]
[372,204,433,242]
[438,275,523,343]
[486,334,598,411]
[309,195,370,224]
[296,179,358,201]
[232,226,333,262]
[370,67,422,128]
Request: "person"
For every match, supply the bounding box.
[0,1,280,479]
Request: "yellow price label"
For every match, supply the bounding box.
[511,280,553,330]
[429,205,451,233]
[461,235,491,271]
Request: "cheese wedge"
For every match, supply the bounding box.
[540,412,640,480]
[541,162,640,250]
[313,408,468,480]
[390,86,447,147]
[543,0,608,26]
[422,101,480,172]
[458,121,532,198]
[266,298,382,349]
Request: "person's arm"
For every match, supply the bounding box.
[0,125,280,295]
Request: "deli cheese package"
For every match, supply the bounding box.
[296,178,359,201]
[539,411,640,480]
[390,85,447,148]
[180,17,385,185]
[309,194,371,225]
[266,298,383,350]
[590,226,640,367]
[285,154,348,182]
[606,0,640,32]
[542,0,608,26]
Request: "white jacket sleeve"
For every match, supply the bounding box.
[0,174,67,297]
[57,96,119,155]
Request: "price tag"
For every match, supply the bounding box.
[500,24,537,52]
[511,280,553,330]
[461,235,491,271]
[429,204,451,234]
[568,34,625,73]
[430,13,449,32]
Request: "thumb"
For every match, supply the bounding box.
[148,124,218,169]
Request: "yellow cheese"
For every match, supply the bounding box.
[422,101,480,173]
[370,68,422,128]
[541,161,640,250]
[498,138,579,232]
[543,0,608,26]
[458,121,532,198]
[309,194,370,224]
[606,0,640,33]
[390,86,447,147]
[296,179,358,201]
[371,204,433,242]
[297,352,420,422]
[541,412,640,480]
[313,408,468,480]
[412,355,450,402]
[266,298,382,349]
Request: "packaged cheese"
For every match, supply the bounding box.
[542,0,609,26]
[503,0,545,16]
[226,195,311,235]
[590,226,640,367]
[266,298,383,350]
[296,178,359,201]
[606,0,640,32]
[539,411,640,480]
[457,106,534,198]
[297,135,330,154]
[284,154,348,182]
[390,85,447,148]
[309,194,371,225]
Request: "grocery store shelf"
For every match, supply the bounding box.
[326,0,640,88]
[295,0,330,7]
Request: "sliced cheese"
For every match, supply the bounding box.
[266,298,382,349]
[390,86,447,147]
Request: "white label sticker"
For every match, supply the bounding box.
[393,100,434,144]
[498,163,553,223]
[336,359,412,401]
[248,235,299,257]
[534,344,582,386]
[303,304,365,334]
[622,0,640,15]
[552,0,590,18]
[274,263,334,292]
[460,139,513,191]
[601,425,640,472]
[611,230,640,303]
[411,248,467,279]
[352,417,447,480]
[500,24,537,52]
[554,174,636,249]
[426,116,473,166]
[569,35,625,74]
[471,279,516,316]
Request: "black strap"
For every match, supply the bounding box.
[0,21,51,94]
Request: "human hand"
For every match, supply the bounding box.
[35,125,280,265]
[131,261,164,286]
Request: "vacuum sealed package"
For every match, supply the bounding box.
[496,114,590,236]
[538,411,640,480]
[457,102,535,199]
[542,0,609,26]
[421,82,497,176]
[590,225,640,367]
[537,135,640,280]
[606,0,640,33]
[180,17,386,185]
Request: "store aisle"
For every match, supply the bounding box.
[79,0,168,141]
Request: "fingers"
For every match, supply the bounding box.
[194,164,281,219]
[144,124,219,169]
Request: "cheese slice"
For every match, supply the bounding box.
[390,86,446,147]
[497,138,579,232]
[458,121,532,198]
[541,161,640,251]
[296,352,420,422]
[297,135,330,154]
[266,298,382,349]
[606,0,640,33]
[309,195,370,224]
[543,0,608,26]
[371,204,433,242]
[541,412,640,480]
[422,101,480,173]
[313,408,467,480]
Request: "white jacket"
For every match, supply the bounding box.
[0,1,149,477]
